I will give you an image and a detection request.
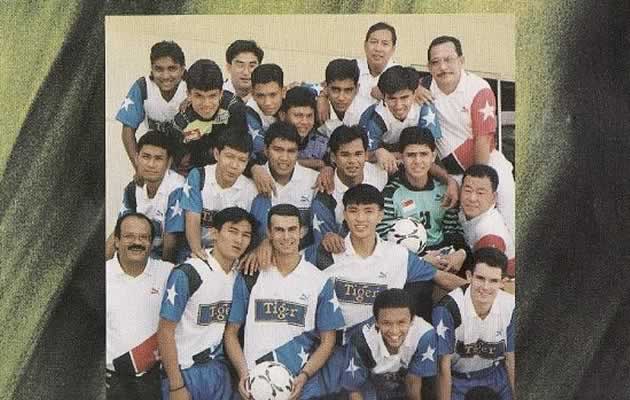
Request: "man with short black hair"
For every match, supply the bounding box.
[158,207,256,400]
[106,212,173,400]
[223,39,264,104]
[358,22,399,103]
[432,247,515,400]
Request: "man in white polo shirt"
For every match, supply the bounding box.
[158,207,257,400]
[106,212,173,400]
[357,22,399,103]
[171,128,257,261]
[426,35,515,239]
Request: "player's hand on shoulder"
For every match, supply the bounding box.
[192,247,208,261]
[313,165,335,193]
[317,84,330,122]
[423,251,450,271]
[322,232,345,254]
[442,177,459,208]
[251,164,277,197]
[178,97,191,113]
[370,85,384,101]
[375,148,399,174]
[414,85,434,105]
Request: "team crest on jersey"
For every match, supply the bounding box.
[201,208,217,228]
[456,339,506,359]
[197,301,231,325]
[254,299,307,326]
[334,279,387,305]
[401,199,416,215]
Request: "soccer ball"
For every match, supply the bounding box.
[247,361,294,400]
[387,218,427,254]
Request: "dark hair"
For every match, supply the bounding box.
[365,22,397,46]
[212,206,257,232]
[150,40,185,66]
[343,184,384,210]
[399,126,436,153]
[377,66,420,96]
[328,125,368,154]
[427,35,463,62]
[463,164,499,192]
[186,59,223,91]
[464,386,499,400]
[251,64,284,88]
[114,212,155,242]
[137,130,172,157]
[472,247,508,275]
[264,121,301,147]
[267,203,301,227]
[225,40,264,64]
[373,288,413,320]
[325,58,360,85]
[215,127,252,155]
[282,86,317,112]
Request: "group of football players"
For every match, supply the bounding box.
[106,21,516,400]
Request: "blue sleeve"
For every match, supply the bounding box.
[180,168,203,214]
[249,194,272,241]
[118,186,134,218]
[311,195,339,251]
[408,328,438,377]
[315,278,345,332]
[164,188,184,233]
[406,251,437,282]
[506,310,515,352]
[115,80,145,129]
[359,107,383,151]
[418,103,442,139]
[432,305,456,356]
[227,274,250,324]
[245,108,266,161]
[159,269,191,322]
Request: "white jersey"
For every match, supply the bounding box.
[263,162,318,208]
[159,251,238,369]
[106,256,173,370]
[374,101,422,144]
[322,235,436,329]
[318,95,372,138]
[331,163,388,224]
[356,58,397,104]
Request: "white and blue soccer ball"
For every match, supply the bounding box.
[387,218,427,254]
[247,361,294,400]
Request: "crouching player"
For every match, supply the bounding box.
[157,207,256,400]
[432,247,515,400]
[341,288,438,400]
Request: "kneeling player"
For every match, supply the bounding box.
[432,247,515,400]
[157,207,256,400]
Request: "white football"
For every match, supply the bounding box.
[387,218,427,254]
[247,361,294,400]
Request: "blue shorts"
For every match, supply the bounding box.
[452,364,512,400]
[161,359,233,400]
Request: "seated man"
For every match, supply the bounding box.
[345,288,438,400]
[169,59,230,175]
[317,58,372,138]
[224,204,345,400]
[280,86,330,170]
[432,247,515,400]
[106,213,173,400]
[248,121,319,264]
[459,165,515,277]
[157,207,257,400]
[360,65,441,174]
[106,130,184,262]
[171,128,257,261]
[313,184,467,334]
[377,127,468,269]
[309,125,388,256]
[116,41,187,171]
[244,63,286,161]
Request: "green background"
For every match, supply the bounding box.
[1,1,629,399]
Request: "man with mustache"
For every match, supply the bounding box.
[158,207,257,400]
[106,212,174,400]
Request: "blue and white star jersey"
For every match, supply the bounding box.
[228,257,345,370]
[309,165,387,254]
[299,129,330,161]
[115,75,187,132]
[317,95,372,138]
[174,164,257,249]
[107,256,173,373]
[359,101,442,152]
[245,98,277,161]
[348,316,437,399]
[317,235,437,332]
[355,58,397,104]
[159,251,238,369]
[432,285,515,374]
[249,163,318,246]
[118,169,185,259]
